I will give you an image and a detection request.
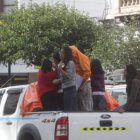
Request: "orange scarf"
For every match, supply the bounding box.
[69,46,91,81]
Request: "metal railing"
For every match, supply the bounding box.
[121,0,140,7]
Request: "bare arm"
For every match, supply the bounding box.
[58,61,67,78]
[78,79,87,93]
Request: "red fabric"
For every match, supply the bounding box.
[20,82,43,116]
[105,90,120,111]
[37,69,58,96]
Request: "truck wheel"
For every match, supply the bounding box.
[19,133,34,140]
[17,124,41,140]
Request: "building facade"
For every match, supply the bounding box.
[0,0,17,13]
[106,0,140,20]
[0,60,38,88]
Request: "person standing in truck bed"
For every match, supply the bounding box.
[69,46,93,112]
[53,52,64,110]
[90,59,105,111]
[58,46,77,111]
[37,58,58,111]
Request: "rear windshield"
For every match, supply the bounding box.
[3,88,22,115]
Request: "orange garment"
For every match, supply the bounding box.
[69,46,91,81]
[105,90,120,111]
[20,82,43,116]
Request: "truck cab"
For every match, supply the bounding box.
[0,86,27,140]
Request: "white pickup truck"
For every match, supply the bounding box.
[0,85,140,140]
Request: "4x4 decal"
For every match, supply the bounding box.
[42,119,56,123]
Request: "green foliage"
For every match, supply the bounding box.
[0,3,139,71]
[88,16,140,71]
[0,3,97,65]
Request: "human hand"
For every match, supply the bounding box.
[119,108,125,113]
[78,85,83,93]
[52,79,61,84]
[58,61,64,69]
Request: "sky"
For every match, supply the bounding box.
[19,0,106,19]
[65,0,106,18]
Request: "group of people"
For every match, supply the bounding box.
[37,45,140,113]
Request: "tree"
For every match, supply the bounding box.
[120,16,140,68]
[0,3,98,65]
[88,16,140,71]
[0,3,139,71]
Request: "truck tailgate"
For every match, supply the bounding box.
[68,112,140,140]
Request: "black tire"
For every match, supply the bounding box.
[17,124,41,140]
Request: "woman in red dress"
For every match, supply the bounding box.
[37,58,58,111]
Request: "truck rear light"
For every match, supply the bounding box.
[55,117,69,140]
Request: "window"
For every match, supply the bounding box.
[0,90,5,106]
[3,88,22,115]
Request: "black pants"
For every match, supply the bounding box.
[41,91,57,111]
[57,92,64,110]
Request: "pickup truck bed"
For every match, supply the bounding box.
[0,85,140,140]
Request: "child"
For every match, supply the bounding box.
[90,59,105,111]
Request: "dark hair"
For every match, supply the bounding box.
[41,58,52,73]
[125,64,140,93]
[90,59,104,74]
[62,46,72,65]
[53,52,61,63]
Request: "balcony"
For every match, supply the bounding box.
[112,0,140,18]
[121,0,140,7]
